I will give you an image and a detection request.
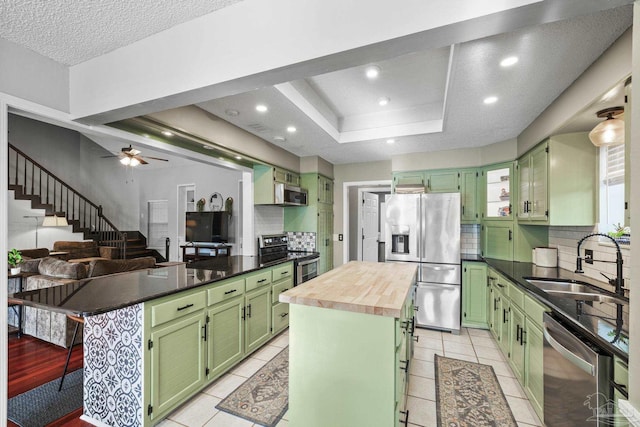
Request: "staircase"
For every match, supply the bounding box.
[8,143,162,260]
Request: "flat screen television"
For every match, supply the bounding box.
[185,211,229,243]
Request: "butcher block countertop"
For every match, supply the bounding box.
[279,261,417,318]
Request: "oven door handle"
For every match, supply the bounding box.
[543,322,595,376]
[297,257,320,266]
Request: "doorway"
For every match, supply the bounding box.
[345,183,391,263]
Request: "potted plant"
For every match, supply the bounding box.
[8,248,23,275]
[608,223,631,245]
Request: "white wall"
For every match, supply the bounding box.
[137,162,243,261]
[0,39,69,112]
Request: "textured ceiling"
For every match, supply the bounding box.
[0,0,243,65]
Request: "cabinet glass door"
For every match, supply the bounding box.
[485,166,511,219]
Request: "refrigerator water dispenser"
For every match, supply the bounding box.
[390,226,410,254]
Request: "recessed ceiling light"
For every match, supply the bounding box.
[378,97,390,106]
[225,109,240,116]
[202,145,214,150]
[161,131,173,137]
[219,157,225,161]
[386,139,395,144]
[235,155,242,160]
[256,104,268,113]
[273,136,286,142]
[500,56,519,67]
[365,65,381,79]
[287,126,297,133]
[483,96,498,105]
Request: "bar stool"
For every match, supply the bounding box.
[59,314,84,391]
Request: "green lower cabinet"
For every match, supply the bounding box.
[245,286,272,354]
[272,302,289,335]
[149,311,207,421]
[498,296,511,355]
[508,304,525,382]
[488,283,502,342]
[524,319,544,420]
[462,262,488,328]
[207,297,244,380]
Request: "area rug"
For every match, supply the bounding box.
[435,355,517,427]
[216,347,288,427]
[7,369,83,427]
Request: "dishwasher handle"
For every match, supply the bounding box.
[543,321,595,376]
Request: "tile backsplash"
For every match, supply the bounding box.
[287,232,316,251]
[461,224,480,255]
[548,226,631,291]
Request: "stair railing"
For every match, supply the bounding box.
[8,143,127,258]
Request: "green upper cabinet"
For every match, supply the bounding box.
[462,262,488,328]
[254,164,301,204]
[426,170,459,193]
[318,174,334,204]
[483,162,514,221]
[517,133,597,225]
[482,222,513,260]
[460,169,480,224]
[392,171,426,193]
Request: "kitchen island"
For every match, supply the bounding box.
[8,256,296,426]
[279,261,417,427]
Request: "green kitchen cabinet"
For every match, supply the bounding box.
[426,170,459,193]
[254,164,301,204]
[460,169,480,223]
[517,132,597,225]
[244,285,272,354]
[271,262,293,336]
[288,290,415,427]
[285,173,334,275]
[148,308,207,421]
[481,222,513,260]
[207,296,244,380]
[509,303,526,381]
[392,171,426,193]
[488,282,503,344]
[462,262,488,328]
[524,319,544,419]
[483,162,514,221]
[498,293,511,355]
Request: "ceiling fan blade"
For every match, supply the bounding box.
[100,155,119,158]
[143,156,169,162]
[135,156,149,165]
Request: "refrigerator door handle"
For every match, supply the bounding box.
[422,265,456,271]
[543,322,595,376]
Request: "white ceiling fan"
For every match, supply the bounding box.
[103,145,169,166]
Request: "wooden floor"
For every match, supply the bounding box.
[7,333,91,427]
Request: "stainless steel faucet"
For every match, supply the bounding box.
[575,233,625,296]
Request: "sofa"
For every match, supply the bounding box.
[22,256,156,347]
[52,240,120,263]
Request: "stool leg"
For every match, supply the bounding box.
[58,321,80,392]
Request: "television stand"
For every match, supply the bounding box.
[181,244,231,262]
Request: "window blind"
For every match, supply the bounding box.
[605,144,625,186]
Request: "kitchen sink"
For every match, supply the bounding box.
[542,290,627,305]
[524,278,628,306]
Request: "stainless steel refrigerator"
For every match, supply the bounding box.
[385,193,461,333]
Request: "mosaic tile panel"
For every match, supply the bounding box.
[287,231,316,251]
[84,304,144,427]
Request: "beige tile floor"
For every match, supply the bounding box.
[157,327,543,427]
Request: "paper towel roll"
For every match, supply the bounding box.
[533,247,557,268]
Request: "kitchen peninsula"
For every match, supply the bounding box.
[8,256,298,426]
[280,261,417,427]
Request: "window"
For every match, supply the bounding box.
[599,144,625,233]
[148,200,169,253]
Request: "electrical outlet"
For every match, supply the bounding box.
[585,249,593,264]
[338,234,343,241]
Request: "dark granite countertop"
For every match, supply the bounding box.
[461,253,484,262]
[484,258,629,361]
[8,255,296,317]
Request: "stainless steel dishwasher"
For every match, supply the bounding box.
[543,313,611,426]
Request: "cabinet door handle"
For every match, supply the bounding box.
[281,271,289,275]
[462,205,465,215]
[257,279,267,283]
[508,229,512,241]
[177,303,194,311]
[280,312,289,318]
[400,360,409,372]
[503,308,508,324]
[521,329,527,345]
[247,304,252,318]
[242,306,246,320]
[400,410,410,426]
[281,288,289,293]
[224,289,237,295]
[202,323,208,341]
[516,324,521,343]
[497,283,505,288]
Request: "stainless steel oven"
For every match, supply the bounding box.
[296,256,319,285]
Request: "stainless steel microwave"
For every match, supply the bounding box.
[275,183,308,206]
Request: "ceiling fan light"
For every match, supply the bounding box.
[589,107,625,147]
[130,157,141,167]
[120,157,131,165]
